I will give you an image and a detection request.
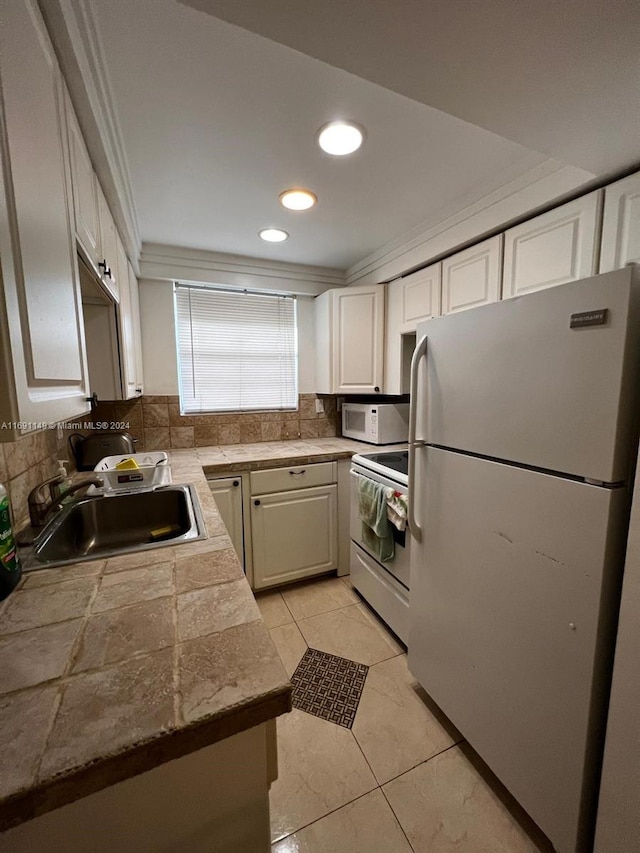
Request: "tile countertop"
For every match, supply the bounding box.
[192,436,371,474]
[0,438,372,832]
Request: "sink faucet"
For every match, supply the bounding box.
[28,475,104,527]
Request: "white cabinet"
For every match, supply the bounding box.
[0,0,90,437]
[114,235,142,399]
[441,236,502,314]
[385,263,441,395]
[96,182,119,302]
[315,285,385,394]
[128,262,145,396]
[600,172,640,273]
[66,95,100,273]
[250,462,338,589]
[208,476,245,569]
[503,190,602,298]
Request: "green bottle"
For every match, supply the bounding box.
[0,483,21,600]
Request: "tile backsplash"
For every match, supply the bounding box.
[0,428,69,531]
[87,393,340,452]
[0,394,340,530]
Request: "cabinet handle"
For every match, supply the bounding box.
[98,259,111,278]
[254,499,261,506]
[289,469,306,476]
[86,392,99,410]
[374,386,380,392]
[233,480,239,487]
[135,388,142,394]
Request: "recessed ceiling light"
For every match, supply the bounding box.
[280,189,317,211]
[259,228,289,243]
[317,121,365,156]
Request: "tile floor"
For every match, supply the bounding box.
[257,574,554,853]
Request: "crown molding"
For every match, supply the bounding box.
[346,159,597,285]
[39,0,142,270]
[139,243,346,296]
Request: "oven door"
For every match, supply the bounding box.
[350,466,410,589]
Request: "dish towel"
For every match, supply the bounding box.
[357,476,395,562]
[387,491,408,532]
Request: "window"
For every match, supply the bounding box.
[174,283,298,413]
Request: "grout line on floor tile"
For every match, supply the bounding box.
[271,786,381,848]
[377,740,463,789]
[274,587,296,622]
[286,599,362,625]
[379,782,417,852]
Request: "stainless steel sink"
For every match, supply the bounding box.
[25,484,206,570]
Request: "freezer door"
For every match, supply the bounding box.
[414,266,640,483]
[408,446,628,853]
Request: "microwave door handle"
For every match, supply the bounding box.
[408,334,427,542]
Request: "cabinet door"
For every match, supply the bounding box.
[128,262,144,395]
[115,235,137,399]
[208,477,244,569]
[66,95,100,272]
[251,484,337,589]
[0,0,90,431]
[334,285,384,394]
[385,264,441,394]
[503,190,602,299]
[600,172,640,273]
[96,183,119,302]
[395,263,442,333]
[442,236,502,314]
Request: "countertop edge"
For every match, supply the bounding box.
[0,684,291,832]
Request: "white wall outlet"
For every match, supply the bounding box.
[315,398,324,414]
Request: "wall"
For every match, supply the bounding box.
[138,279,318,395]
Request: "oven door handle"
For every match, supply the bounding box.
[408,334,427,542]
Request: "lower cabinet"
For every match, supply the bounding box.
[208,461,344,589]
[207,476,245,569]
[251,484,338,589]
[249,462,338,589]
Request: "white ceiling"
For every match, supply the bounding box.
[182,0,640,177]
[92,0,559,269]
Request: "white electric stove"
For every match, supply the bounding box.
[349,449,409,643]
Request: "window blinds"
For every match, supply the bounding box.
[174,284,298,413]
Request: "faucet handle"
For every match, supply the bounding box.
[28,475,65,527]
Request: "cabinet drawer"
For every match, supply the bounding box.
[250,461,336,495]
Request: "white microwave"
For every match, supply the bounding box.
[341,402,410,445]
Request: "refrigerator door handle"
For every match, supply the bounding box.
[408,334,428,541]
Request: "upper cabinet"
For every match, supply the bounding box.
[128,261,145,396]
[0,0,90,436]
[315,285,385,395]
[502,190,602,299]
[385,263,441,395]
[388,263,442,334]
[114,235,143,399]
[600,172,640,273]
[96,183,119,302]
[442,236,502,314]
[66,96,101,273]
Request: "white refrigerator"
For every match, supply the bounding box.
[407,266,640,853]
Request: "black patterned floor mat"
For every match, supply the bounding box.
[291,647,369,728]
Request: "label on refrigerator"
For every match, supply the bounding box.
[569,308,608,328]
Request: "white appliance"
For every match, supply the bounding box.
[407,266,640,853]
[342,402,409,444]
[350,450,409,642]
